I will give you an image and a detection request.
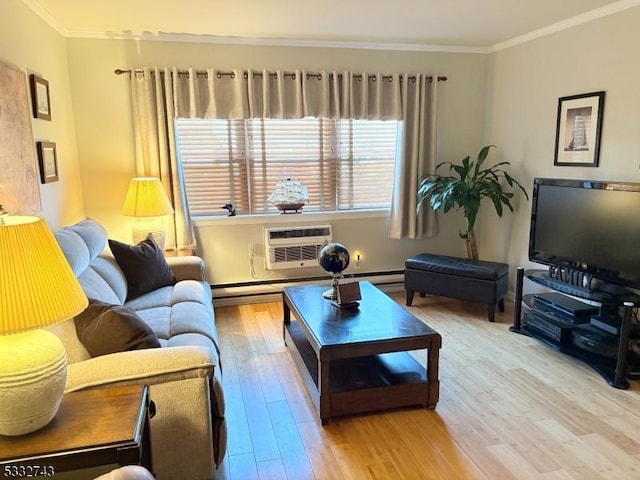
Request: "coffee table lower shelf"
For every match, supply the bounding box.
[285,320,431,423]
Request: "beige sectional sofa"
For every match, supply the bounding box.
[48,219,225,480]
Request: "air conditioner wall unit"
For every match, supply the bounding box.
[264,224,332,270]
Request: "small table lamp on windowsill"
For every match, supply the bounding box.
[0,215,88,436]
[122,177,174,250]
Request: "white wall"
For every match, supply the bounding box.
[0,0,84,229]
[485,6,640,284]
[65,38,490,285]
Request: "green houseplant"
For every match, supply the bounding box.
[417,145,529,260]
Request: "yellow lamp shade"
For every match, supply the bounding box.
[0,216,88,334]
[122,177,174,217]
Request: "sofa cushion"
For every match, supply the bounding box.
[109,235,176,300]
[130,283,219,351]
[55,227,92,277]
[76,265,125,306]
[56,219,127,305]
[75,300,161,357]
[66,218,109,261]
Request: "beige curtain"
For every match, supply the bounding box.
[129,67,195,251]
[129,67,439,240]
[388,75,438,239]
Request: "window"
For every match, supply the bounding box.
[175,117,399,216]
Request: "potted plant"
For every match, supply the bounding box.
[417,145,528,260]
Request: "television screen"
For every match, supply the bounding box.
[529,178,640,290]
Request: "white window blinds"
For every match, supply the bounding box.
[175,117,399,216]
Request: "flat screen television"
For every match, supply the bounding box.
[529,177,640,293]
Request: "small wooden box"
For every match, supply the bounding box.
[337,281,361,306]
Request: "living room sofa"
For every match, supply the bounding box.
[47,219,225,480]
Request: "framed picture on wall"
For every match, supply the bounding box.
[36,141,59,183]
[553,91,604,167]
[29,74,51,120]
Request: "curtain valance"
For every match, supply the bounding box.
[129,67,442,121]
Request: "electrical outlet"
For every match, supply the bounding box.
[248,240,256,257]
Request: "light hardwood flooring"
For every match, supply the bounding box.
[213,291,640,480]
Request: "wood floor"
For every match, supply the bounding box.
[213,291,640,480]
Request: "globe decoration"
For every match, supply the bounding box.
[318,242,350,300]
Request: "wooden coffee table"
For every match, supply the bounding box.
[0,384,153,476]
[283,281,441,424]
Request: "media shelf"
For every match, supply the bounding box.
[523,269,639,304]
[511,268,639,389]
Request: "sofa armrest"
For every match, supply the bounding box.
[64,345,215,392]
[165,255,206,282]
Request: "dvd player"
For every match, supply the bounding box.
[524,310,573,344]
[533,292,599,320]
[531,300,590,325]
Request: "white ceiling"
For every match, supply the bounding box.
[23,0,638,51]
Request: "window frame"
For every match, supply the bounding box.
[175,116,400,218]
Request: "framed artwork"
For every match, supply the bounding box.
[0,62,42,214]
[36,141,59,183]
[554,91,604,167]
[29,74,51,120]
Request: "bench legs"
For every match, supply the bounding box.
[487,299,506,322]
[405,290,429,307]
[406,290,414,306]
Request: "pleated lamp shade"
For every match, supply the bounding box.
[0,216,88,334]
[0,216,88,436]
[122,177,174,218]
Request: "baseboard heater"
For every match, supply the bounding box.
[211,270,404,306]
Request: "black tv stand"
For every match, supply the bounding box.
[511,268,638,389]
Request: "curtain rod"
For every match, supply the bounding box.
[114,68,447,82]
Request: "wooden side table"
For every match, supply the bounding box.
[0,384,153,477]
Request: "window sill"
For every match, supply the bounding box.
[193,209,390,227]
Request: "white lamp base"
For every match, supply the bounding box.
[0,330,67,436]
[132,217,166,250]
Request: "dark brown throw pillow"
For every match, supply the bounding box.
[74,300,161,357]
[108,234,176,300]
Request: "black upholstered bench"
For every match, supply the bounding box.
[404,253,509,322]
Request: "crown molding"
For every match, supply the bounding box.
[490,0,640,52]
[63,29,491,54]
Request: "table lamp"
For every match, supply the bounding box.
[122,177,174,250]
[0,215,88,436]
